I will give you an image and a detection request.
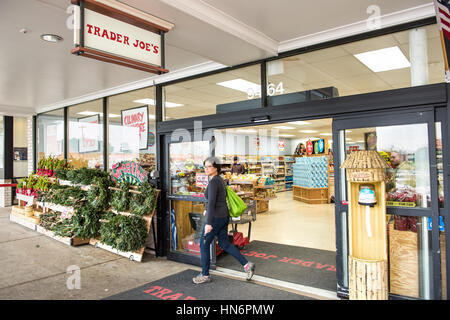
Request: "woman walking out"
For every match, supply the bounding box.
[193,157,255,284]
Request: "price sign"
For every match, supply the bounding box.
[195,173,209,188]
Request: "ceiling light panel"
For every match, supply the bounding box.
[354,46,410,72]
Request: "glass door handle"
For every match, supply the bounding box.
[341,200,348,205]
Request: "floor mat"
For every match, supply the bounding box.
[216,240,337,291]
[104,269,315,300]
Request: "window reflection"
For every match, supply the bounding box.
[345,124,430,208]
[169,141,210,196]
[37,109,65,162]
[68,100,104,169]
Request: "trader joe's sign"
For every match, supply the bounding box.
[71,0,173,74]
[111,161,148,185]
[121,106,148,150]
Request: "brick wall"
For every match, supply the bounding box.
[27,116,34,176]
[0,179,12,207]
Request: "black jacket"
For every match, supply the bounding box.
[204,175,229,225]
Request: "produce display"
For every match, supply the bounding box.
[38,184,88,208]
[130,181,158,216]
[386,187,422,206]
[17,174,53,196]
[37,156,71,177]
[55,166,109,185]
[99,214,148,252]
[13,161,159,259]
[111,180,132,212]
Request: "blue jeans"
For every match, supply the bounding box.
[200,216,248,276]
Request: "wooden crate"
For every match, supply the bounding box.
[256,199,269,213]
[90,237,145,262]
[10,209,39,231]
[388,222,419,298]
[292,185,328,204]
[36,225,90,247]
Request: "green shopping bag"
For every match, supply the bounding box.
[223,182,247,218]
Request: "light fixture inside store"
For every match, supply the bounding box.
[77,111,120,118]
[236,129,257,133]
[133,98,183,108]
[273,126,295,130]
[354,46,410,72]
[300,130,318,133]
[77,111,99,116]
[320,133,332,136]
[40,34,63,43]
[216,79,260,94]
[279,134,295,137]
[288,121,311,125]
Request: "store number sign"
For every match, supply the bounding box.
[247,82,285,99]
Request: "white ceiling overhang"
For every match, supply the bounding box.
[0,0,438,116]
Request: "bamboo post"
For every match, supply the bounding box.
[341,150,390,300]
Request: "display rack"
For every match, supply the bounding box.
[10,172,160,258]
[284,156,294,191]
[89,187,160,262]
[293,154,330,204]
[230,179,275,213]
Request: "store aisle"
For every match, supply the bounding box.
[249,191,336,252]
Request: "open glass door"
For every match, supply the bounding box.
[164,132,218,267]
[333,108,442,300]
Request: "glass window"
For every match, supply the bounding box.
[436,122,444,208]
[267,24,444,105]
[13,117,28,178]
[345,124,430,208]
[37,109,64,161]
[169,140,210,196]
[387,214,433,299]
[107,87,156,172]
[68,100,104,169]
[163,65,261,120]
[169,140,211,257]
[170,199,206,255]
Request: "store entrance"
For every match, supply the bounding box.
[212,118,338,291]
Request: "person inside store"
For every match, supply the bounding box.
[231,156,246,175]
[193,156,255,284]
[386,151,418,231]
[386,151,416,192]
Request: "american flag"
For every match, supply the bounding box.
[435,0,450,40]
[434,0,450,81]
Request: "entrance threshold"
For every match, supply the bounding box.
[213,267,339,300]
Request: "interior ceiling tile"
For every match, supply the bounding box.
[341,34,400,55]
[311,55,370,79]
[297,47,350,64]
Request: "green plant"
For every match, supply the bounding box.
[99,214,148,252]
[86,176,113,211]
[52,218,74,238]
[39,212,60,230]
[71,204,103,240]
[129,181,157,216]
[111,180,131,213]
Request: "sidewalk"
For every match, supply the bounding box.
[0,207,334,300]
[0,207,197,300]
